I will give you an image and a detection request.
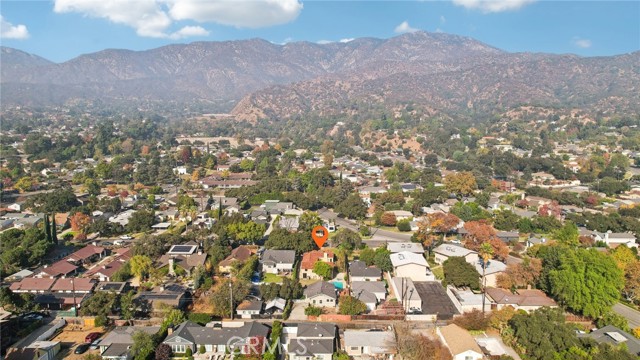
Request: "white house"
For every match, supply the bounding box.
[261,250,295,275]
[303,281,337,308]
[592,231,638,249]
[344,329,397,359]
[433,244,479,265]
[390,252,433,281]
[282,323,336,360]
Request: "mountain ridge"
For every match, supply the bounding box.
[1,32,638,119]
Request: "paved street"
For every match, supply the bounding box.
[613,303,640,329]
[318,208,412,243]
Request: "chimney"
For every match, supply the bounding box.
[167,327,173,335]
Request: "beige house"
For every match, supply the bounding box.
[303,281,337,308]
[437,324,484,360]
[433,244,479,265]
[485,288,557,312]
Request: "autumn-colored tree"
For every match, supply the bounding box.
[191,170,200,182]
[380,212,397,226]
[490,306,517,334]
[140,145,150,156]
[444,171,477,196]
[119,190,129,199]
[428,213,461,235]
[461,221,509,262]
[496,257,542,289]
[610,245,637,271]
[623,261,640,304]
[180,146,192,163]
[70,212,91,234]
[538,201,561,219]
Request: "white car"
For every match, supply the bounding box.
[119,235,133,240]
[89,339,102,350]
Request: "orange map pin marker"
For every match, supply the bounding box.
[312,225,329,248]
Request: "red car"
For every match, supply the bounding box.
[85,332,100,343]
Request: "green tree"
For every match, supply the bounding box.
[313,261,334,280]
[227,221,265,244]
[443,257,481,291]
[338,295,367,315]
[397,219,412,232]
[79,291,117,317]
[554,221,579,245]
[298,211,323,234]
[358,247,376,266]
[332,228,362,250]
[547,248,623,318]
[127,210,155,233]
[335,194,367,220]
[209,279,250,318]
[120,290,136,321]
[373,247,393,272]
[130,255,153,280]
[595,311,630,331]
[304,305,323,316]
[162,309,186,329]
[132,330,155,360]
[493,210,521,231]
[14,176,33,193]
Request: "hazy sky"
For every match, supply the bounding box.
[1,0,638,62]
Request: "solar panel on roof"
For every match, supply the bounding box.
[169,245,197,254]
[606,332,628,343]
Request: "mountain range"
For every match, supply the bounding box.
[1,32,639,120]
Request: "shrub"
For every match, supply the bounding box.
[199,345,206,354]
[304,305,323,317]
[188,313,212,325]
[397,219,411,232]
[185,347,192,357]
[453,309,490,331]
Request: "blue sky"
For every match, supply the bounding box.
[1,1,638,63]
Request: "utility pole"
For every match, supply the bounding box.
[229,282,233,320]
[72,278,77,317]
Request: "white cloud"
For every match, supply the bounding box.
[440,15,446,24]
[573,37,592,49]
[339,38,354,43]
[394,21,419,34]
[168,0,302,28]
[452,0,536,13]
[53,0,302,38]
[168,25,209,39]
[1,15,30,39]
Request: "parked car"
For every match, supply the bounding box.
[74,344,90,354]
[89,339,102,350]
[119,235,133,240]
[85,332,101,343]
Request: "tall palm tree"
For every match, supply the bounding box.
[479,242,494,314]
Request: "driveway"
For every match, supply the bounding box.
[288,301,308,321]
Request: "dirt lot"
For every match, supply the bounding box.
[51,324,105,360]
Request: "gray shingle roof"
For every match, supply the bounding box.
[303,281,337,300]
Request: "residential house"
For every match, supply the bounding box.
[50,278,96,294]
[158,244,208,276]
[387,242,424,254]
[351,281,387,311]
[437,324,484,360]
[526,236,548,249]
[84,248,132,282]
[485,288,557,312]
[5,341,61,360]
[592,231,638,248]
[496,231,520,244]
[344,329,397,359]
[264,297,286,315]
[9,278,56,293]
[95,282,129,294]
[100,326,161,360]
[218,246,254,273]
[282,323,336,360]
[303,281,337,308]
[261,250,296,275]
[32,260,77,279]
[136,284,189,312]
[108,210,136,227]
[473,260,507,288]
[300,250,335,280]
[5,269,34,282]
[390,252,433,281]
[433,244,479,265]
[236,300,263,319]
[65,245,106,266]
[581,325,640,356]
[163,321,269,356]
[349,260,382,282]
[387,210,413,222]
[447,286,484,313]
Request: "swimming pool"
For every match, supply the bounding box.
[330,281,344,290]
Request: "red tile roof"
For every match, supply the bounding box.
[301,250,335,270]
[67,245,105,262]
[486,288,557,307]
